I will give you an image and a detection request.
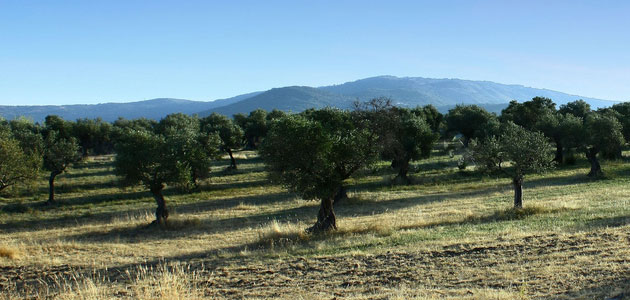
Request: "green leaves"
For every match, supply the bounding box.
[260,108,378,201]
[43,130,81,174]
[114,114,221,191]
[472,122,555,178]
[0,133,42,192]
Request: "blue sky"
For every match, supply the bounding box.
[1,0,629,105]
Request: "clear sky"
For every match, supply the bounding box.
[1,0,629,105]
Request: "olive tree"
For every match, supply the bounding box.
[472,122,555,208]
[354,99,438,184]
[43,131,81,204]
[115,114,221,224]
[201,113,244,169]
[582,113,625,177]
[260,108,378,232]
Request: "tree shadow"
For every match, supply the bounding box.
[398,206,562,231]
[577,215,630,230]
[63,189,456,244]
[62,169,114,179]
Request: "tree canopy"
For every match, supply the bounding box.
[446,105,498,147]
[114,113,221,224]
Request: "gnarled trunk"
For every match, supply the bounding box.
[308,194,337,233]
[392,158,411,185]
[586,147,602,177]
[150,185,169,224]
[512,176,523,209]
[226,148,237,169]
[47,170,62,204]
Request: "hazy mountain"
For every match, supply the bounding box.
[201,76,619,117]
[0,76,620,121]
[0,92,262,122]
[319,76,617,108]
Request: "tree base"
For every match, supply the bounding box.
[306,219,337,233]
[392,174,411,185]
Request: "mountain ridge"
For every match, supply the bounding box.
[0,76,620,122]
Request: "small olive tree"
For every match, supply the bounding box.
[472,122,555,208]
[43,131,82,204]
[260,108,378,232]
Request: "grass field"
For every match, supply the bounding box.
[1,148,630,299]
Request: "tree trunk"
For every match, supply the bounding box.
[227,148,237,169]
[332,186,348,207]
[308,194,337,232]
[554,141,563,164]
[512,176,523,209]
[392,159,411,185]
[150,185,169,224]
[586,147,603,177]
[47,170,62,204]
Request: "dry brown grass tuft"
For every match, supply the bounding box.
[0,246,21,259]
[256,220,309,248]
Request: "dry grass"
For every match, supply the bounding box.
[0,246,20,259]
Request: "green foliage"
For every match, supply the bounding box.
[559,99,591,120]
[43,131,81,175]
[201,113,243,152]
[585,112,625,159]
[609,102,630,143]
[355,100,439,182]
[472,122,555,179]
[72,118,114,156]
[499,97,556,130]
[114,113,221,191]
[446,105,498,146]
[241,109,268,149]
[0,132,42,192]
[260,108,378,201]
[412,105,444,133]
[44,115,73,140]
[8,117,44,156]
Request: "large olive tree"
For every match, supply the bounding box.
[472,122,555,208]
[260,108,378,232]
[115,114,221,224]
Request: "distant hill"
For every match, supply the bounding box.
[0,92,262,122]
[0,76,620,121]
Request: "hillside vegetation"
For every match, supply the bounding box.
[1,149,629,299]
